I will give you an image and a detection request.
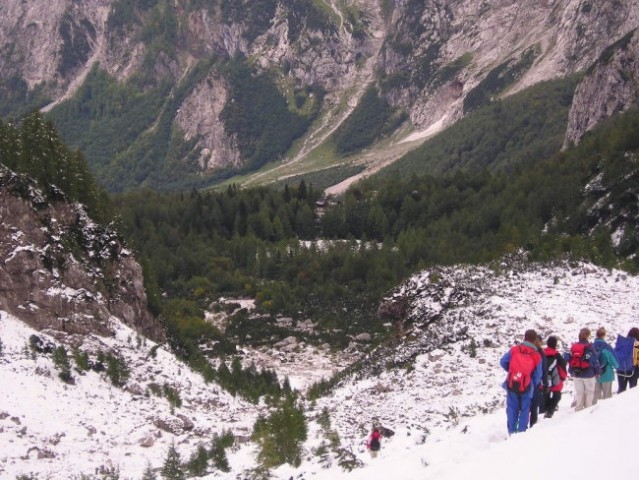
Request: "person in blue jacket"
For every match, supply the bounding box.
[500,329,543,435]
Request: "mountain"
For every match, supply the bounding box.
[1,255,638,478]
[1,0,638,191]
[0,165,162,341]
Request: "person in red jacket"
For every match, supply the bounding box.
[366,427,382,458]
[543,335,568,418]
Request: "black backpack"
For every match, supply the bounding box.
[546,355,561,387]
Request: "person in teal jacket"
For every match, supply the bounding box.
[593,327,619,403]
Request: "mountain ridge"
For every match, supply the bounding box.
[2,0,639,191]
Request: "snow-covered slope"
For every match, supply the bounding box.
[1,259,638,479]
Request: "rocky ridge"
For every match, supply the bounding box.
[0,166,163,341]
[2,1,639,189]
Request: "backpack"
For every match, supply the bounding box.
[569,343,591,373]
[546,355,561,387]
[507,344,539,393]
[614,335,635,372]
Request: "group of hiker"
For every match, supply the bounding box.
[501,326,639,434]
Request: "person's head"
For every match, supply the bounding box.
[373,427,379,433]
[578,328,591,342]
[533,336,543,348]
[524,329,537,343]
[596,327,606,339]
[547,335,558,349]
[628,327,639,340]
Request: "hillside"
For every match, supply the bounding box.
[1,1,638,191]
[1,258,638,478]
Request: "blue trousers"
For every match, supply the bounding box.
[506,390,532,434]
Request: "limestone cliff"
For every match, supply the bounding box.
[564,28,639,148]
[1,0,639,188]
[0,166,164,341]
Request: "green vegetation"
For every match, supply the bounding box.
[464,45,540,113]
[53,346,74,384]
[332,85,406,155]
[0,111,108,221]
[220,57,321,172]
[0,76,50,119]
[253,395,308,468]
[384,76,580,176]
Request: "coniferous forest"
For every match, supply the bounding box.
[2,96,639,388]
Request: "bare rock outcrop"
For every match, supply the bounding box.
[0,168,164,341]
[564,29,639,148]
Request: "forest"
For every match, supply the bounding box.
[2,100,639,392]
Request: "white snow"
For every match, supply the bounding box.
[1,260,638,479]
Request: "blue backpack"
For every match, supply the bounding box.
[614,335,635,373]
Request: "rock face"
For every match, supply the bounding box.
[0,167,164,341]
[564,28,639,147]
[1,0,638,186]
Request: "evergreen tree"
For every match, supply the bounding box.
[161,443,185,480]
[52,345,73,384]
[141,462,157,480]
[186,444,209,477]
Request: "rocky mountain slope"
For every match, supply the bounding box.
[1,255,638,478]
[1,0,638,191]
[0,165,162,341]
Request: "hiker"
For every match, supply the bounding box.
[529,336,548,428]
[500,329,542,434]
[615,327,639,392]
[543,335,567,418]
[593,327,618,403]
[566,328,601,411]
[366,427,382,458]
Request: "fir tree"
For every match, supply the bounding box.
[52,346,73,384]
[161,443,185,480]
[141,462,157,480]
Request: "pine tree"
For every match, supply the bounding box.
[187,444,209,477]
[161,443,185,480]
[141,462,157,480]
[52,346,73,384]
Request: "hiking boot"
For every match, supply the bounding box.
[544,411,554,418]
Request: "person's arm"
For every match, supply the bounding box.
[500,350,511,371]
[532,355,543,387]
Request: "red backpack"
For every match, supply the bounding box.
[569,343,591,373]
[507,344,540,393]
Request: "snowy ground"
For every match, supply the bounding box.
[1,260,638,479]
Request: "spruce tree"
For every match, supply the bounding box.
[52,346,73,384]
[161,443,185,480]
[141,462,157,480]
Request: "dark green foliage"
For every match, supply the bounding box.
[286,0,337,42]
[161,443,185,480]
[333,108,639,271]
[0,112,108,221]
[596,30,635,67]
[53,346,74,384]
[162,383,182,409]
[389,76,579,176]
[216,357,285,403]
[221,0,278,42]
[210,430,234,472]
[332,85,406,155]
[464,45,540,113]
[220,57,318,170]
[0,76,50,119]
[186,444,209,477]
[142,462,158,480]
[58,14,97,77]
[253,395,308,468]
[47,66,171,188]
[73,348,91,371]
[106,353,130,387]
